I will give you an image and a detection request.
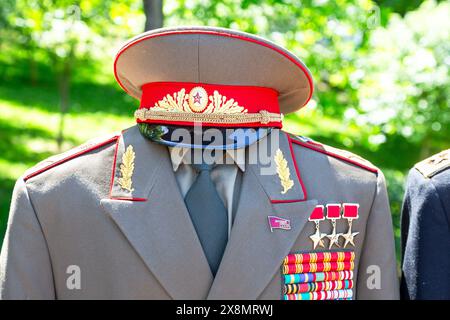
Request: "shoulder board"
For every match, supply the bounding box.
[415,149,450,178]
[289,134,378,174]
[24,133,120,182]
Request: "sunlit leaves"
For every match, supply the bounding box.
[357,0,449,149]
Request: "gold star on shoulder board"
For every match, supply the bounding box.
[342,230,359,248]
[326,230,342,249]
[309,229,327,249]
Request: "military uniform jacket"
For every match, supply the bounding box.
[401,150,450,299]
[0,127,399,299]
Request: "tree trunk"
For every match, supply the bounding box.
[29,53,38,86]
[419,134,432,161]
[143,0,163,31]
[56,51,73,151]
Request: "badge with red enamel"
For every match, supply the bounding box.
[325,204,342,249]
[308,206,327,249]
[308,203,360,249]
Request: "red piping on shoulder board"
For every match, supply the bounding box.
[24,136,120,182]
[110,197,147,202]
[287,133,308,200]
[108,137,121,197]
[290,137,378,175]
[114,29,313,108]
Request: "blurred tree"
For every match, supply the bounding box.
[0,0,15,37]
[164,0,389,158]
[355,0,449,159]
[374,0,441,16]
[3,0,142,148]
[165,0,377,119]
[164,0,448,162]
[144,0,163,31]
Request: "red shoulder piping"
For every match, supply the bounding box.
[109,197,147,202]
[24,135,120,182]
[290,138,378,175]
[108,137,121,197]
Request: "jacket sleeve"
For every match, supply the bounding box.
[356,171,400,299]
[0,179,55,299]
[400,169,450,300]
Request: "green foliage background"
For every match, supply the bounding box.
[0,0,449,263]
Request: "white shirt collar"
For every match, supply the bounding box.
[168,147,246,172]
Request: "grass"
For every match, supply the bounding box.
[0,78,406,261]
[0,79,135,239]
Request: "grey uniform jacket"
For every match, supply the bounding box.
[0,126,399,299]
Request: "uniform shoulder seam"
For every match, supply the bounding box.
[23,134,120,182]
[288,134,378,175]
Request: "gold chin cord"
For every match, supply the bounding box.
[134,109,283,125]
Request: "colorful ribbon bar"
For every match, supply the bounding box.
[283,251,355,265]
[284,289,353,300]
[284,270,354,284]
[283,280,353,294]
[282,261,354,275]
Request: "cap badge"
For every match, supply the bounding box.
[274,149,294,194]
[188,86,208,112]
[118,145,135,192]
[268,215,291,232]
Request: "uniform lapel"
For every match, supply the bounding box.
[100,126,213,299]
[207,130,317,299]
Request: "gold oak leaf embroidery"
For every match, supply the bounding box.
[275,149,294,194]
[151,88,248,114]
[118,145,135,192]
[152,88,189,112]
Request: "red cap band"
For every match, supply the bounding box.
[134,82,282,128]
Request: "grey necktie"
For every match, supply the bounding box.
[184,162,228,276]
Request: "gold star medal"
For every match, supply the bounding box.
[325,204,343,249]
[308,205,327,249]
[342,203,360,248]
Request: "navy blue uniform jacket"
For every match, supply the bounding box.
[401,152,450,300]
